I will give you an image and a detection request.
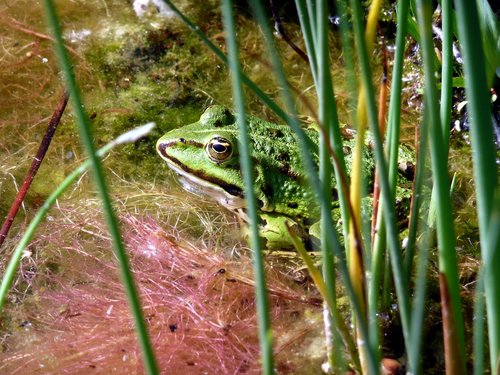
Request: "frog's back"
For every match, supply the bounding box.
[245,114,321,220]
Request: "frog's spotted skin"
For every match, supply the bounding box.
[156,105,414,249]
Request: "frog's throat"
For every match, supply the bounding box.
[164,160,246,210]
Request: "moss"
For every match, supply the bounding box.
[72,10,244,181]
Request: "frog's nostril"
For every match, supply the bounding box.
[156,142,168,158]
[179,138,186,143]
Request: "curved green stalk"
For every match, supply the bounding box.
[406,107,431,375]
[0,124,155,311]
[220,2,273,373]
[316,1,335,367]
[483,197,500,370]
[42,2,158,374]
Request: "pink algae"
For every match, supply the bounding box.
[0,214,321,374]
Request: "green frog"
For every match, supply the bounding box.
[156,105,414,250]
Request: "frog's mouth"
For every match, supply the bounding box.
[164,160,246,211]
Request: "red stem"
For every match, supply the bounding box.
[0,90,69,250]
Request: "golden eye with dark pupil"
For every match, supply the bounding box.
[206,137,233,162]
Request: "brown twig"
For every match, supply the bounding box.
[0,90,69,251]
[0,15,54,41]
[268,0,310,64]
[0,14,79,57]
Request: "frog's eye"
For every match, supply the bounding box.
[206,137,233,163]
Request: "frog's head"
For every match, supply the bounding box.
[156,106,246,209]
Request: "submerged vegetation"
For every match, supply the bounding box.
[1,0,499,374]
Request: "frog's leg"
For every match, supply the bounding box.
[261,213,310,250]
[239,212,310,251]
[309,220,321,241]
[307,207,344,248]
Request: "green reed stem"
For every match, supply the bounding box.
[408,204,433,375]
[42,2,158,374]
[248,1,377,372]
[335,0,358,117]
[316,0,342,370]
[305,1,318,50]
[473,269,486,375]
[484,197,500,370]
[294,0,318,85]
[416,1,466,373]
[0,125,155,312]
[220,2,273,373]
[295,0,351,240]
[454,1,500,370]
[439,0,453,145]
[369,0,410,351]
[314,0,350,250]
[348,0,415,371]
[406,107,431,375]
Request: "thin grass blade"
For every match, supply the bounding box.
[415,0,466,373]
[41,2,158,373]
[220,1,273,373]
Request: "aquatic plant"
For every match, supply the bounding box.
[0,0,498,374]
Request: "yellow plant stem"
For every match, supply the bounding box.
[347,0,382,372]
[349,87,369,372]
